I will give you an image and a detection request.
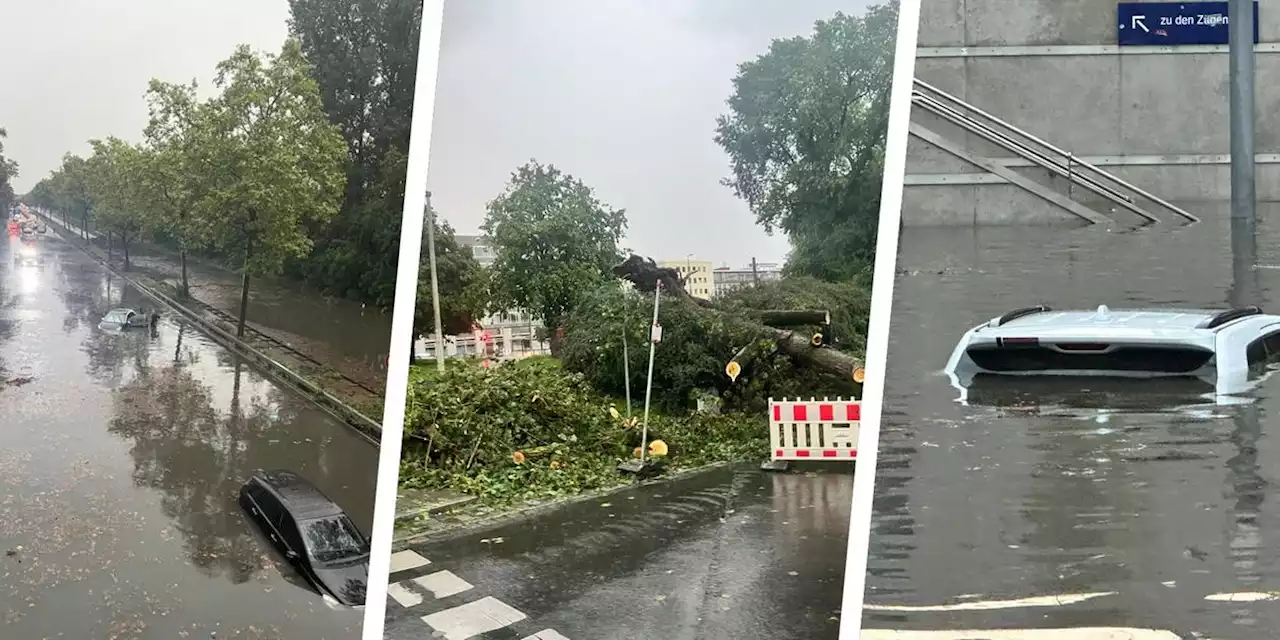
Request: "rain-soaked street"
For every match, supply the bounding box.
[863,211,1280,639]
[0,229,377,638]
[384,465,852,640]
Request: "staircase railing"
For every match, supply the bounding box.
[912,78,1199,225]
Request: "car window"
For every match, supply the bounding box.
[967,344,1213,374]
[278,517,305,554]
[300,516,369,564]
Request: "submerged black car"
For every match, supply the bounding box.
[238,470,370,607]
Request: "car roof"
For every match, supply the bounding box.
[998,308,1221,331]
[252,469,343,520]
[976,306,1280,344]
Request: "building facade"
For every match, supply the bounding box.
[905,0,1280,226]
[713,262,783,297]
[659,258,715,299]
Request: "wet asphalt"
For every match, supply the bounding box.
[384,464,853,640]
[0,230,377,638]
[864,216,1280,639]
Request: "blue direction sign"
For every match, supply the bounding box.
[1117,2,1258,46]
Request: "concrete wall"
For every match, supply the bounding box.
[905,0,1280,225]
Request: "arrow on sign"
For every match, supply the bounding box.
[1132,15,1149,32]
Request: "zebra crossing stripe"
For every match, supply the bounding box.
[388,547,571,639]
[421,595,527,639]
[522,630,571,640]
[389,549,431,573]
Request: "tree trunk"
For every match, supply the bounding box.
[237,240,252,338]
[179,249,190,298]
[107,231,113,262]
[755,310,831,327]
[122,235,131,270]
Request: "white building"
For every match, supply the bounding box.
[417,235,549,360]
[713,261,783,297]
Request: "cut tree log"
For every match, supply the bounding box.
[756,310,830,327]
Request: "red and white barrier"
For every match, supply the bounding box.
[768,397,859,461]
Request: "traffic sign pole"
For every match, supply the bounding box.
[1228,0,1256,227]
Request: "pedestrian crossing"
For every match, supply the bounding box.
[384,549,570,640]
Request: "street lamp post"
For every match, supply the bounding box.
[425,194,446,372]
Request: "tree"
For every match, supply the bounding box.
[189,40,347,337]
[83,137,149,269]
[285,0,423,307]
[0,128,18,212]
[482,161,627,346]
[714,3,897,282]
[53,154,94,237]
[140,80,211,297]
[414,203,487,349]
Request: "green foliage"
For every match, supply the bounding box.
[82,137,150,266]
[399,358,767,505]
[560,278,867,413]
[482,161,628,330]
[714,3,897,282]
[284,0,423,307]
[416,204,487,338]
[0,128,18,211]
[194,40,346,277]
[716,275,872,354]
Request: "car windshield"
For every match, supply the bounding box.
[300,516,368,564]
[103,310,133,324]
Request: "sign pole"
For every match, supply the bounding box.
[639,281,662,464]
[1228,0,1256,227]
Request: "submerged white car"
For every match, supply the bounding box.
[944,305,1280,400]
[98,308,159,331]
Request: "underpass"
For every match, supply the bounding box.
[0,228,376,638]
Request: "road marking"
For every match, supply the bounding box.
[421,595,528,640]
[387,581,424,607]
[861,629,1182,639]
[1204,591,1280,602]
[412,570,474,599]
[522,631,571,640]
[863,592,1116,612]
[390,549,431,573]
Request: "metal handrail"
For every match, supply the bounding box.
[913,78,1200,224]
[914,92,1158,224]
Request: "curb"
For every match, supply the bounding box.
[43,217,385,444]
[391,460,735,549]
[393,492,477,523]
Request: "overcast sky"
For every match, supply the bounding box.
[2,0,289,193]
[429,0,873,268]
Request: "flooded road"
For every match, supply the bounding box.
[46,214,393,391]
[0,232,377,638]
[863,215,1280,639]
[385,465,851,640]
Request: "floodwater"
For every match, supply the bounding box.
[863,215,1280,639]
[0,232,377,638]
[48,215,393,390]
[385,465,852,640]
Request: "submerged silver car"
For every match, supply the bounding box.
[944,305,1280,400]
[98,308,159,331]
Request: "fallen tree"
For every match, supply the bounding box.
[563,255,866,412]
[611,254,865,382]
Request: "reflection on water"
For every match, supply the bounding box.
[865,220,1280,636]
[0,236,374,637]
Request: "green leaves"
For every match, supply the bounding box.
[0,128,17,211]
[195,39,346,274]
[714,3,898,282]
[482,161,628,330]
